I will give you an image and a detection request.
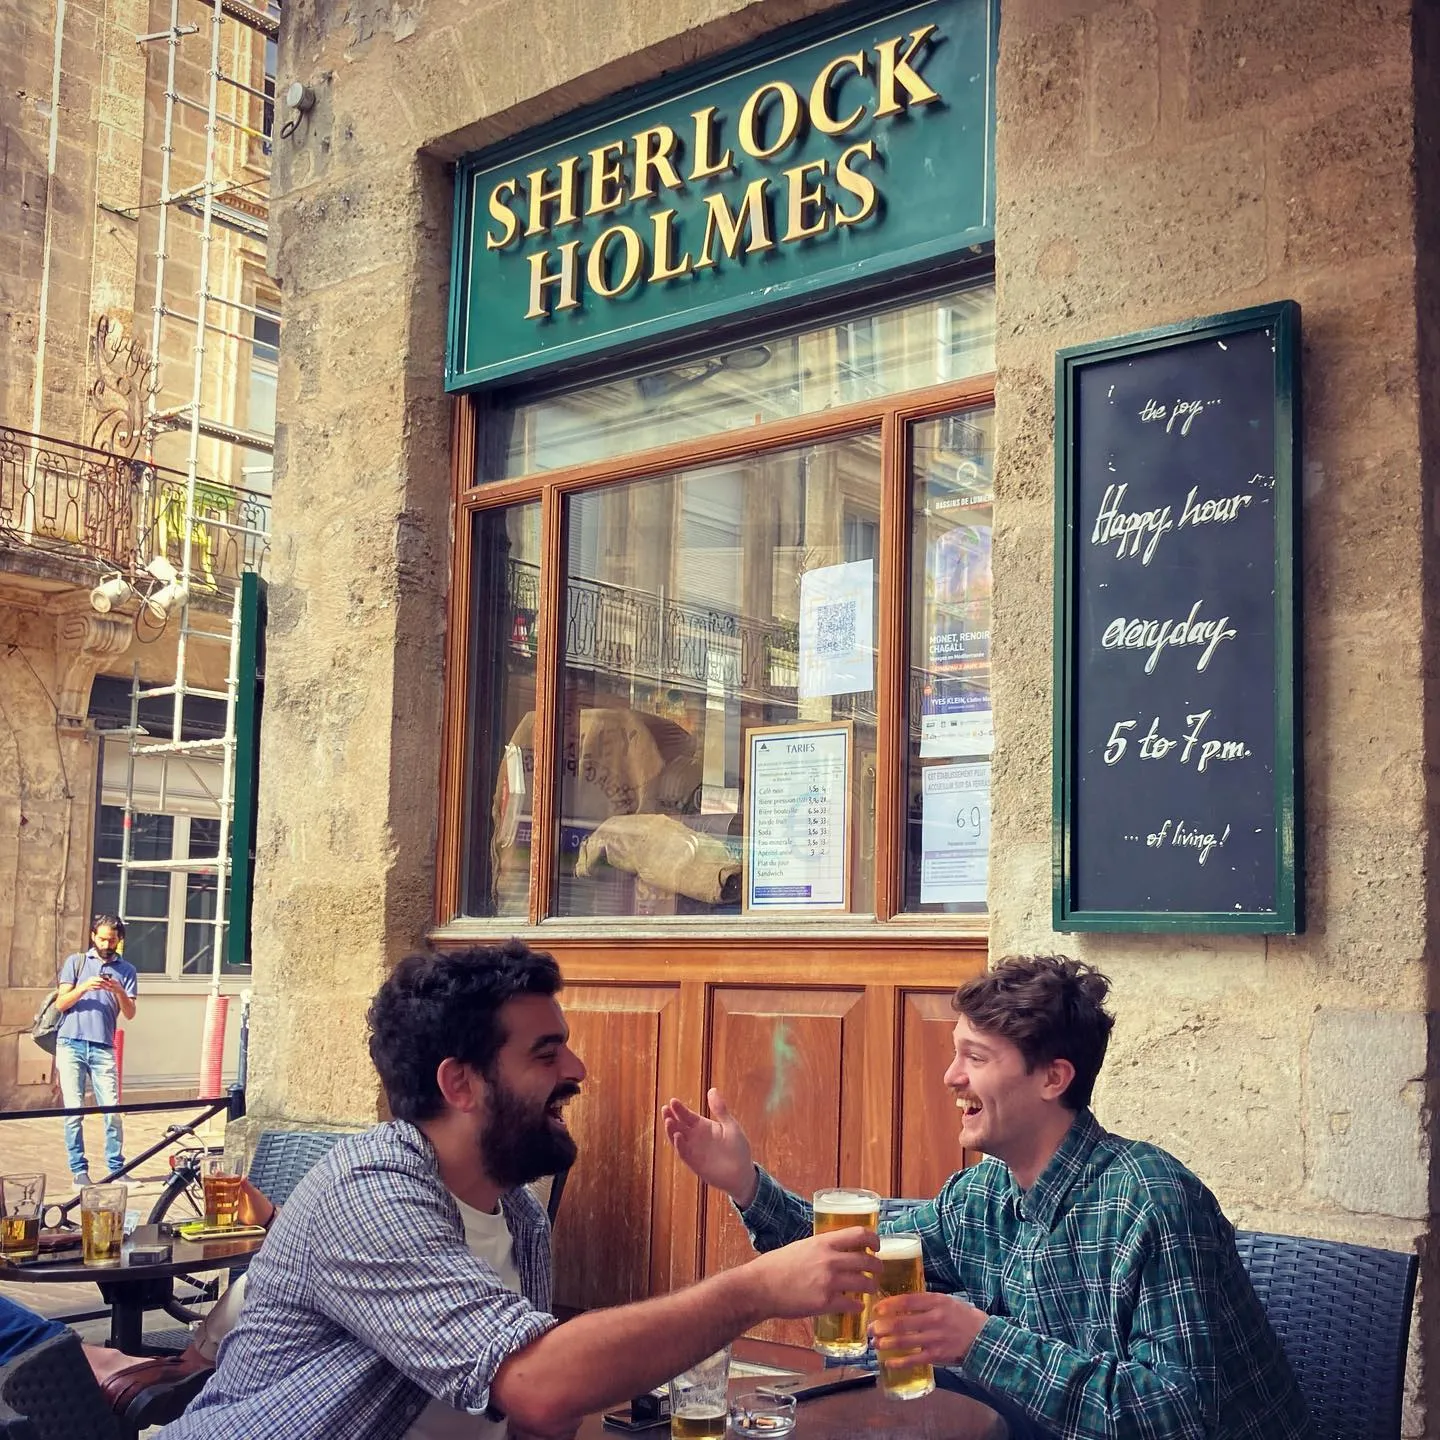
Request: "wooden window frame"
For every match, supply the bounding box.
[435,371,996,935]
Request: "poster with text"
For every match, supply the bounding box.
[798,559,874,700]
[920,761,991,904]
[744,722,852,911]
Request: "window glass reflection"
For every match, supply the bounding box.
[479,284,995,481]
[905,408,994,915]
[537,435,881,918]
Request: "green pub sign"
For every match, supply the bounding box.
[447,0,996,390]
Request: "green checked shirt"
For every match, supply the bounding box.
[738,1110,1312,1440]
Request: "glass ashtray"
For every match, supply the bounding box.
[731,1391,797,1435]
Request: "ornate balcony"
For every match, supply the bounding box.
[0,427,270,590]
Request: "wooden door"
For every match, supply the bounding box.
[541,937,986,1321]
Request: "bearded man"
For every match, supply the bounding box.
[163,943,874,1440]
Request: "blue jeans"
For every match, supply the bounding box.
[55,1038,123,1179]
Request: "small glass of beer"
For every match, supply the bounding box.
[668,1344,731,1440]
[1,1173,45,1262]
[202,1155,243,1229]
[875,1234,935,1401]
[811,1187,880,1358]
[81,1183,127,1267]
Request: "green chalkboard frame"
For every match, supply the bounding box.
[1052,301,1303,934]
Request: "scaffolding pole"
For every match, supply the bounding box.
[115,0,277,1080]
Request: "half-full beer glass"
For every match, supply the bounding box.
[1,1173,44,1261]
[876,1235,935,1400]
[811,1187,879,1358]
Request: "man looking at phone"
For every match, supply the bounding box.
[163,942,876,1440]
[664,955,1311,1440]
[54,913,137,1187]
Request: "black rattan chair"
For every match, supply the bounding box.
[246,1128,346,1204]
[0,1333,120,1440]
[1234,1229,1416,1439]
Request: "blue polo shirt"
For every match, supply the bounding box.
[56,948,138,1046]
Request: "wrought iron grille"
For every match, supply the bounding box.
[0,427,269,587]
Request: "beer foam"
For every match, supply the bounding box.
[814,1190,878,1214]
[877,1234,922,1259]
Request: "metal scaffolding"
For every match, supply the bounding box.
[116,0,278,1058]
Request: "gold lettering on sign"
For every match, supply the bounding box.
[486,178,521,250]
[649,209,692,282]
[480,14,951,327]
[586,141,628,216]
[874,25,940,117]
[808,51,867,136]
[782,159,829,242]
[525,156,581,236]
[586,225,645,298]
[833,140,879,225]
[689,106,735,181]
[695,178,774,268]
[737,81,803,160]
[633,124,684,200]
[525,240,582,319]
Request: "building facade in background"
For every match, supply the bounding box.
[254,0,1438,1426]
[0,0,277,1104]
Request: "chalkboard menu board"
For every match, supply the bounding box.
[1053,302,1301,933]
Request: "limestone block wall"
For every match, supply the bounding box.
[988,0,1435,1426]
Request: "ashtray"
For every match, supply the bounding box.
[731,1391,797,1435]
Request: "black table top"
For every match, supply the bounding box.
[0,1232,263,1285]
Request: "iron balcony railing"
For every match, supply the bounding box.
[0,427,270,587]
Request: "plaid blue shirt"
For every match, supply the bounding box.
[740,1110,1312,1440]
[161,1121,557,1440]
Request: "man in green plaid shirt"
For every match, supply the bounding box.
[664,956,1312,1440]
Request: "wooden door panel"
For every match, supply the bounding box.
[702,987,866,1344]
[554,984,678,1310]
[898,990,977,1200]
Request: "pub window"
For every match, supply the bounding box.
[451,277,996,926]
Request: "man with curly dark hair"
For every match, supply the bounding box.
[164,942,876,1440]
[665,955,1313,1440]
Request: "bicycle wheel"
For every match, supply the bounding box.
[148,1168,222,1326]
[147,1167,205,1226]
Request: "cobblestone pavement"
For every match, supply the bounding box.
[1,1103,227,1325]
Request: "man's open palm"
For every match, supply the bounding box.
[661,1088,757,1204]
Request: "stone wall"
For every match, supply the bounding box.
[261,0,1436,1425]
[987,0,1433,1426]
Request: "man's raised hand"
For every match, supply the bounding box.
[661,1088,757,1205]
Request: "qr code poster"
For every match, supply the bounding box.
[798,558,874,701]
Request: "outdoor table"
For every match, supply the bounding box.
[0,1231,264,1353]
[577,1338,1008,1440]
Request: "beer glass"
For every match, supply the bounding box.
[203,1155,243,1228]
[81,1183,127,1266]
[668,1344,730,1440]
[811,1187,879,1357]
[1,1173,45,1261]
[876,1234,935,1400]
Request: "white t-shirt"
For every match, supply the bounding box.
[404,1197,522,1440]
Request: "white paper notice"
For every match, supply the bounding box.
[920,762,991,905]
[798,559,874,700]
[746,726,850,910]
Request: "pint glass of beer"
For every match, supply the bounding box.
[811,1187,880,1358]
[202,1155,243,1229]
[81,1183,127,1267]
[1,1173,44,1261]
[875,1234,935,1399]
[668,1344,730,1440]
